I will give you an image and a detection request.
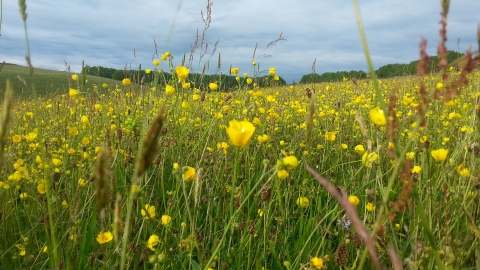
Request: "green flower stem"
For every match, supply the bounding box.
[181,173,204,265]
[229,149,240,218]
[274,173,286,219]
[119,184,136,270]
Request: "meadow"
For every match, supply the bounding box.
[1,1,480,270]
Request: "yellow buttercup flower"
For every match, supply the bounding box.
[122,78,131,86]
[15,244,26,256]
[165,84,175,95]
[310,256,324,269]
[78,178,87,187]
[231,67,239,74]
[269,67,276,75]
[366,202,376,212]
[226,120,255,147]
[147,234,160,251]
[209,82,218,91]
[457,164,470,177]
[369,108,386,126]
[161,215,172,225]
[52,158,63,167]
[325,131,336,141]
[141,204,156,219]
[12,135,22,143]
[354,145,365,155]
[405,152,415,160]
[411,166,422,174]
[69,88,79,99]
[37,182,46,194]
[362,152,378,167]
[153,59,160,66]
[282,156,299,170]
[176,65,189,81]
[96,231,113,244]
[81,115,89,125]
[69,127,79,136]
[277,169,289,179]
[295,197,309,208]
[24,132,37,142]
[257,134,269,143]
[431,148,448,162]
[81,137,90,145]
[19,192,28,200]
[183,166,196,181]
[348,195,360,207]
[71,74,78,81]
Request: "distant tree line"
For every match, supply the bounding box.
[299,50,465,84]
[85,65,286,91]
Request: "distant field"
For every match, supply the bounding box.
[0,63,121,98]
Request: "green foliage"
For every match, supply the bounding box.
[300,50,465,83]
[85,65,118,79]
[111,69,127,81]
[300,70,367,84]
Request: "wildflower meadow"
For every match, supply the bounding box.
[0,0,479,269]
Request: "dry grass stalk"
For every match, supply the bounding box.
[388,244,404,270]
[95,145,111,230]
[416,37,430,128]
[0,80,13,172]
[114,193,122,244]
[134,105,167,180]
[355,111,373,153]
[306,165,384,270]
[194,168,203,211]
[260,32,287,58]
[443,50,477,101]
[305,92,315,146]
[437,12,449,82]
[252,42,258,62]
[477,24,480,54]
[390,179,413,213]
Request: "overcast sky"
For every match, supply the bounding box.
[1,0,479,83]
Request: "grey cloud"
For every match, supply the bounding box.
[1,0,478,84]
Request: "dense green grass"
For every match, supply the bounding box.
[0,63,121,97]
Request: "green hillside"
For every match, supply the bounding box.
[0,63,121,98]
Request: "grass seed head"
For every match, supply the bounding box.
[0,80,13,172]
[134,105,167,180]
[95,145,111,228]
